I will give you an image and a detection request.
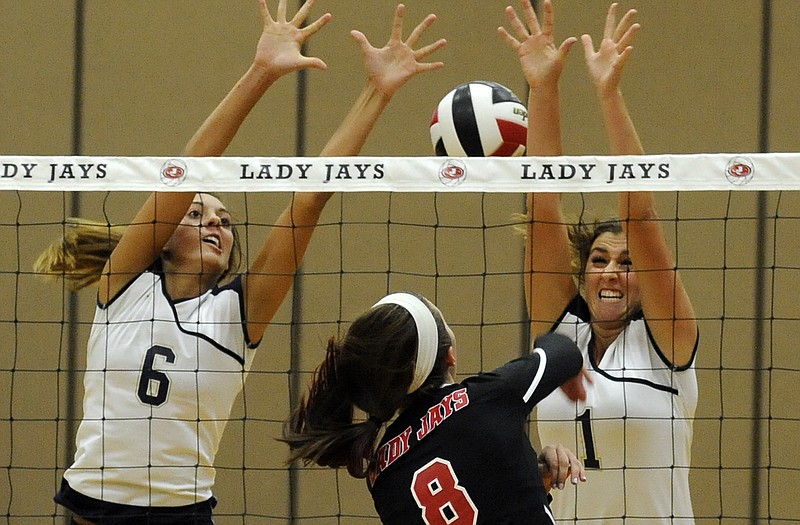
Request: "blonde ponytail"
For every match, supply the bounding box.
[33,219,125,291]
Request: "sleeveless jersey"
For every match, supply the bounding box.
[63,270,256,507]
[536,295,698,525]
[369,337,583,525]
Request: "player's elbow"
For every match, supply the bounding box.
[534,332,583,376]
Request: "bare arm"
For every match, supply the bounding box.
[183,0,330,156]
[582,3,642,156]
[586,4,697,366]
[621,192,698,367]
[243,4,447,342]
[97,0,331,305]
[499,0,577,335]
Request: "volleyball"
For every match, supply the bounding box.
[430,81,528,157]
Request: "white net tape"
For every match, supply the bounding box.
[0,153,792,192]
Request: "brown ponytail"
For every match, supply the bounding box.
[283,337,386,478]
[283,294,453,478]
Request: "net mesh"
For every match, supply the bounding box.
[1,155,799,523]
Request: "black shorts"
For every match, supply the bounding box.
[54,478,217,525]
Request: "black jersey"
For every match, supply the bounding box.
[368,333,582,525]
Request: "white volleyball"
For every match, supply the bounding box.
[430,81,528,157]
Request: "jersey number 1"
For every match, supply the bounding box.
[576,408,600,468]
[411,458,478,525]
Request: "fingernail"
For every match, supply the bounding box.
[572,477,578,485]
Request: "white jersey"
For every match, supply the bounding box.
[64,269,257,507]
[536,295,698,525]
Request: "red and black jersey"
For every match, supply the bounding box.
[369,333,582,525]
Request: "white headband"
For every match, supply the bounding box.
[373,293,439,394]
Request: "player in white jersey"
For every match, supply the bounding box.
[35,2,447,522]
[507,1,700,523]
[538,297,697,524]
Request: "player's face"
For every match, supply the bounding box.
[164,193,234,277]
[583,232,641,330]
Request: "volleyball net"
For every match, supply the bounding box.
[1,153,798,523]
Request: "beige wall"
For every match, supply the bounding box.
[1,1,799,523]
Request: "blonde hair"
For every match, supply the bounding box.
[33,219,124,291]
[34,214,243,291]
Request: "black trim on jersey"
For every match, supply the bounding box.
[98,269,144,309]
[160,274,248,366]
[212,275,259,349]
[99,266,249,366]
[645,316,699,372]
[99,261,169,309]
[553,295,693,396]
[588,351,678,395]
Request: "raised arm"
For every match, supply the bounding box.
[319,4,446,156]
[97,0,331,305]
[582,2,642,156]
[621,189,698,367]
[499,0,577,335]
[184,0,330,156]
[585,4,697,366]
[97,1,330,305]
[243,4,447,343]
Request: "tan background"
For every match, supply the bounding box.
[1,1,799,523]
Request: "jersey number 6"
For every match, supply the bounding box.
[137,345,176,406]
[411,458,478,525]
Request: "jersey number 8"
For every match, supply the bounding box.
[411,458,478,525]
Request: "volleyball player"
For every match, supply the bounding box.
[283,292,588,524]
[507,1,700,522]
[36,2,446,523]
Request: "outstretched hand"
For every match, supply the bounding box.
[253,0,331,76]
[350,4,446,99]
[582,2,640,97]
[498,0,577,89]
